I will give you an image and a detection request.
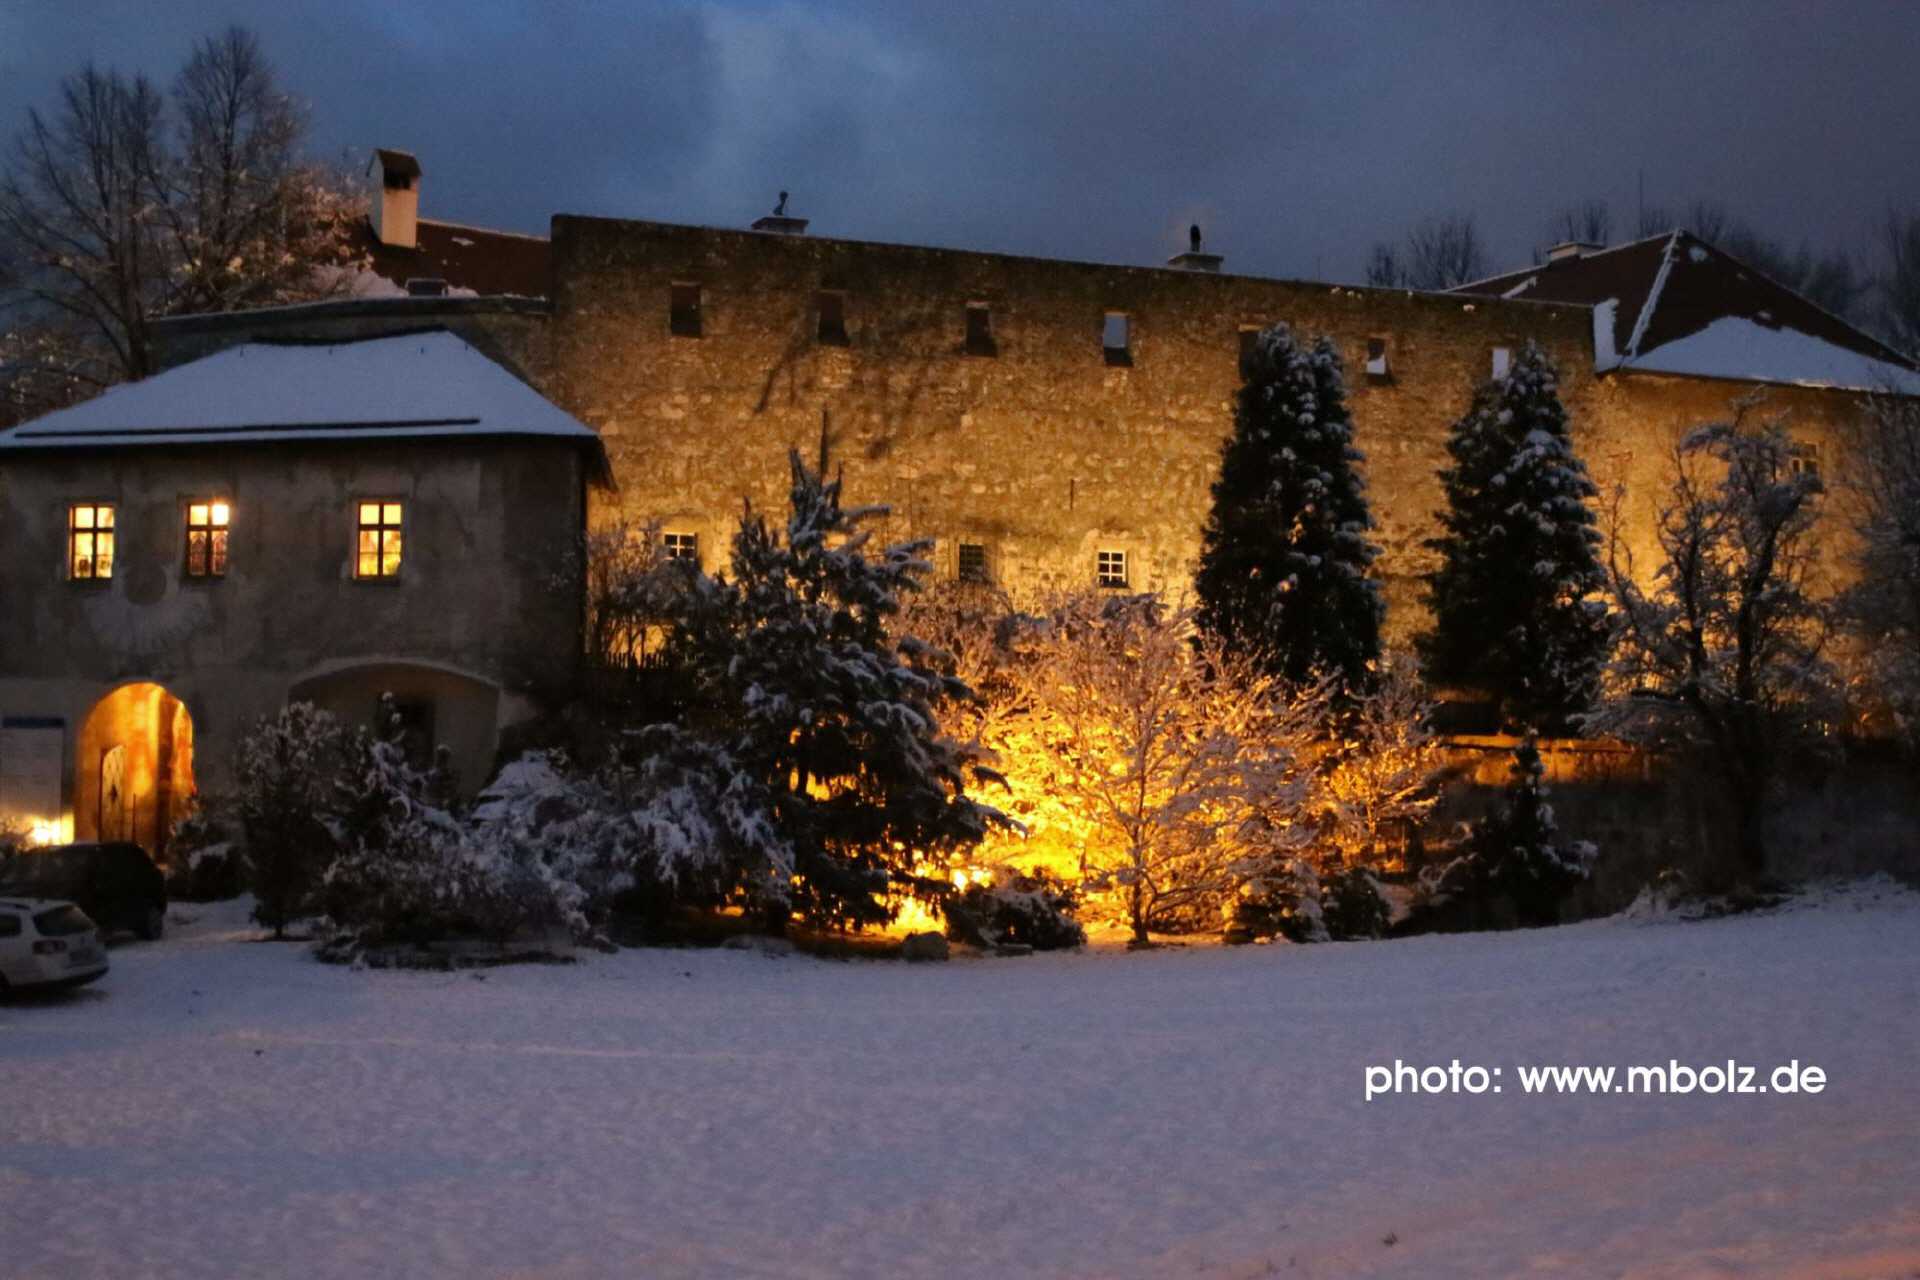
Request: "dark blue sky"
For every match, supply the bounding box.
[6,0,1919,281]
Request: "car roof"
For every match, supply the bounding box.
[0,897,77,911]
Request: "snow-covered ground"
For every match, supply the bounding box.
[4,883,1919,1279]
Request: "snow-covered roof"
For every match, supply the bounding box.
[1455,231,1920,394]
[0,331,606,456]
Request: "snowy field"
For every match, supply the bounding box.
[4,884,1919,1280]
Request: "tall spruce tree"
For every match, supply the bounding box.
[1419,342,1609,731]
[1195,323,1383,693]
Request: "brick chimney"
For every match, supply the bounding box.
[369,148,422,250]
[1546,239,1602,264]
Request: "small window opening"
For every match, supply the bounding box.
[957,542,990,584]
[1096,548,1129,589]
[670,283,702,338]
[1102,312,1132,366]
[964,303,996,356]
[185,500,231,578]
[1491,346,1512,380]
[663,531,700,563]
[1239,325,1264,371]
[1366,336,1392,383]
[1789,441,1821,480]
[68,504,115,581]
[355,501,404,579]
[817,291,848,345]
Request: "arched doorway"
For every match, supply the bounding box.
[75,683,195,857]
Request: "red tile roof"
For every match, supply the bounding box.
[352,217,550,298]
[1454,231,1915,385]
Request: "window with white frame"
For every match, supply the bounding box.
[663,531,699,562]
[1096,548,1129,589]
[68,503,115,580]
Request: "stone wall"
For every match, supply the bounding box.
[545,217,1606,640]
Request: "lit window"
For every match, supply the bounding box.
[670,283,702,338]
[1102,312,1131,366]
[1789,441,1820,479]
[663,531,699,562]
[1491,346,1512,379]
[68,504,115,580]
[1096,548,1129,589]
[1366,336,1392,383]
[965,303,995,356]
[184,500,231,578]
[957,541,990,584]
[355,501,404,579]
[817,291,848,345]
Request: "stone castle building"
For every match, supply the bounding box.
[3,146,1914,852]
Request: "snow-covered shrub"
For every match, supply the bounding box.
[1313,655,1448,869]
[322,702,576,951]
[1321,866,1391,941]
[1226,858,1328,944]
[1432,735,1599,928]
[235,701,347,937]
[943,869,1084,951]
[163,799,244,901]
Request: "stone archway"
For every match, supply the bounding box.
[75,682,195,856]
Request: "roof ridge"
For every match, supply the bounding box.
[1622,232,1681,360]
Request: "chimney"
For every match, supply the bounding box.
[751,189,809,235]
[369,148,422,250]
[1167,223,1223,273]
[1546,239,1602,264]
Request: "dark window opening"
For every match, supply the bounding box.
[405,277,449,297]
[817,291,848,345]
[1097,548,1129,589]
[1366,336,1392,384]
[1102,312,1132,366]
[957,542,990,584]
[670,283,702,338]
[1790,441,1821,480]
[965,303,996,356]
[1239,326,1263,371]
[663,531,699,562]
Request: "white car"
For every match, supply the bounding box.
[0,898,110,994]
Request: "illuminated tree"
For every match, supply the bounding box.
[235,701,345,938]
[1440,733,1596,928]
[1420,342,1610,731]
[1014,595,1325,944]
[1195,322,1383,696]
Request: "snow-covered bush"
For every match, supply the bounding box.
[1321,866,1392,940]
[1313,655,1448,868]
[1226,858,1327,944]
[162,798,244,901]
[1429,735,1599,928]
[943,869,1085,951]
[235,701,347,937]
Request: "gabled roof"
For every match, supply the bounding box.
[0,330,603,469]
[353,218,551,298]
[1454,231,1920,393]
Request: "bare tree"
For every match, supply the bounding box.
[1546,198,1611,248]
[1595,409,1837,879]
[1312,655,1447,868]
[0,28,360,398]
[1837,394,1920,750]
[1879,206,1920,358]
[1365,213,1488,290]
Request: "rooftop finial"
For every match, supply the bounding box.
[775,190,789,217]
[1190,224,1202,253]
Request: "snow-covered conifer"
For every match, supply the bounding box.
[1419,342,1610,731]
[1450,734,1596,926]
[667,450,1008,931]
[1195,323,1383,695]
